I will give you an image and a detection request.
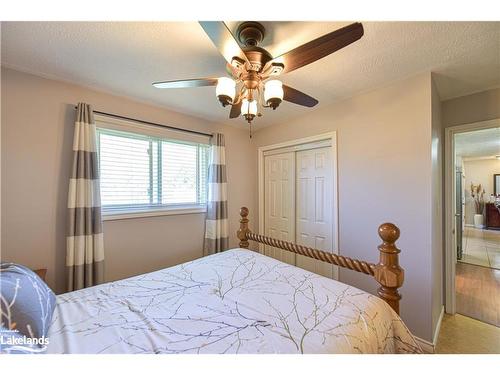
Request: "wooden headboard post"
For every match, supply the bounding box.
[374,223,404,315]
[237,207,250,249]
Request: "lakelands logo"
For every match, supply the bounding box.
[0,328,49,353]
[1,334,49,347]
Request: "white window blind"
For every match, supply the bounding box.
[96,127,209,215]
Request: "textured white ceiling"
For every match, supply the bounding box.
[455,127,500,158]
[1,21,499,129]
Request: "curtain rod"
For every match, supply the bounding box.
[74,106,213,138]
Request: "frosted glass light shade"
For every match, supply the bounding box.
[241,99,258,116]
[216,77,236,101]
[264,80,284,103]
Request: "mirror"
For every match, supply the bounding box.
[495,174,500,196]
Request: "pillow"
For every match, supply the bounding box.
[0,263,56,343]
[0,328,47,354]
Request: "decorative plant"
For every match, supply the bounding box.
[470,183,486,215]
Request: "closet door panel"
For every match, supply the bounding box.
[264,152,296,265]
[295,147,334,278]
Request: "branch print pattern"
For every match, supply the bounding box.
[47,250,422,354]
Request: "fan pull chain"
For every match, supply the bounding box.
[249,122,252,138]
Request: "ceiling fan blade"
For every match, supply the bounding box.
[269,22,364,74]
[229,98,242,118]
[283,84,319,107]
[152,78,218,89]
[199,21,250,68]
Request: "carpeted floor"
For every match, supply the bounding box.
[435,314,500,354]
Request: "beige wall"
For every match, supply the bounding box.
[1,67,256,294]
[442,87,500,127]
[251,73,436,341]
[463,158,500,225]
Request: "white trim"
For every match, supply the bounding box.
[414,336,435,354]
[102,206,206,221]
[463,155,499,162]
[433,306,445,348]
[258,132,337,153]
[444,118,500,315]
[262,139,332,156]
[257,132,339,279]
[94,114,211,145]
[413,305,445,354]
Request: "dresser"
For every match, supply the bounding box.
[485,203,500,230]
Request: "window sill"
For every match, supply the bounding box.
[102,206,206,221]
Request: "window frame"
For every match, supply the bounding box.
[94,115,210,221]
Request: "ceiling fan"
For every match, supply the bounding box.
[153,21,364,127]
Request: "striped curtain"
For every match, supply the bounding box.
[66,103,104,291]
[204,133,229,255]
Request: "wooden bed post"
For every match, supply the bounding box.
[237,207,250,249]
[374,223,404,315]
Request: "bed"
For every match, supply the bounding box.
[46,208,421,354]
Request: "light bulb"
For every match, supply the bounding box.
[215,77,235,106]
[241,99,257,115]
[241,99,249,114]
[241,98,258,123]
[264,80,284,109]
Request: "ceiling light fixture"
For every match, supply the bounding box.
[264,80,284,110]
[215,77,283,123]
[153,21,365,133]
[241,98,258,123]
[215,77,236,107]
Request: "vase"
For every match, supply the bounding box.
[473,214,484,229]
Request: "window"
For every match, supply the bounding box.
[96,127,209,218]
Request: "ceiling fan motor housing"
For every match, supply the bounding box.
[242,46,273,72]
[242,70,261,90]
[237,22,274,72]
[237,21,265,47]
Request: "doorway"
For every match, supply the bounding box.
[258,133,338,279]
[445,119,500,327]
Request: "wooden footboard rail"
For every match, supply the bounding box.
[236,207,404,315]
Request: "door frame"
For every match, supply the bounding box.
[444,118,500,314]
[257,132,339,276]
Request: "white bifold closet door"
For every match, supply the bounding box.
[263,144,335,277]
[295,147,334,278]
[264,152,296,265]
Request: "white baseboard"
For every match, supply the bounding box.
[433,306,445,345]
[414,336,434,353]
[413,306,445,354]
